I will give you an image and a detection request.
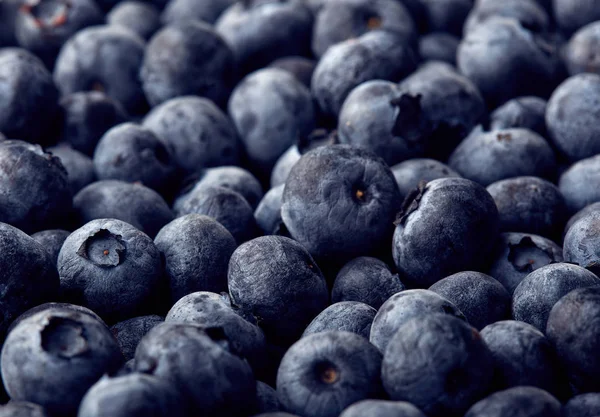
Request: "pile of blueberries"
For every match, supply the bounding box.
[2,0,600,416]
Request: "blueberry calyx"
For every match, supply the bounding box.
[77,229,126,267]
[41,316,89,358]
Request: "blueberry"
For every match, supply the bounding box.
[57,218,165,323]
[302,301,377,339]
[512,263,600,332]
[392,158,461,201]
[559,154,600,214]
[54,25,148,115]
[0,402,48,417]
[418,32,460,65]
[1,308,123,416]
[255,381,283,414]
[420,0,472,35]
[282,145,401,261]
[140,21,235,108]
[564,202,600,238]
[269,56,316,88]
[370,289,466,352]
[463,0,550,35]
[463,386,561,417]
[0,48,60,144]
[487,232,564,295]
[134,322,256,416]
[277,331,383,417]
[480,320,568,397]
[254,184,286,236]
[228,236,329,345]
[564,210,600,275]
[393,178,499,288]
[546,74,600,162]
[486,176,567,240]
[73,180,174,239]
[78,373,187,417]
[8,303,106,336]
[488,96,548,137]
[48,144,96,195]
[332,257,405,309]
[142,96,240,175]
[382,314,493,417]
[161,0,235,25]
[339,400,427,417]
[553,0,600,35]
[563,393,600,417]
[107,1,161,41]
[30,229,71,266]
[564,21,600,77]
[109,315,163,361]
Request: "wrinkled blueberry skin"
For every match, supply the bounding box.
[228,236,329,346]
[1,309,123,416]
[312,30,418,119]
[109,315,163,361]
[393,178,499,288]
[229,68,315,176]
[370,289,466,352]
[78,373,187,417]
[489,96,547,137]
[302,301,377,339]
[563,393,600,417]
[486,176,567,240]
[463,386,561,417]
[564,211,600,275]
[0,401,49,417]
[448,127,557,186]
[48,144,96,196]
[546,74,600,162]
[161,0,236,25]
[255,381,282,414]
[155,215,237,302]
[392,158,461,201]
[382,314,494,417]
[269,56,316,88]
[565,21,600,76]
[553,0,600,35]
[332,257,405,310]
[54,25,148,116]
[559,155,600,214]
[282,145,402,262]
[254,184,286,236]
[277,331,384,417]
[564,202,600,238]
[512,263,600,332]
[216,1,313,75]
[463,0,550,35]
[134,322,256,416]
[141,21,235,108]
[31,229,71,267]
[142,96,240,175]
[57,218,165,324]
[480,320,568,398]
[340,400,426,417]
[107,1,161,40]
[73,180,174,239]
[0,49,60,144]
[311,0,416,58]
[0,140,71,233]
[420,0,472,35]
[418,32,460,65]
[488,232,564,295]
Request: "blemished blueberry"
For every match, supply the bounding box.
[30,229,71,267]
[488,233,564,295]
[0,308,123,416]
[73,180,174,239]
[559,155,600,214]
[563,393,600,417]
[393,178,499,288]
[564,202,600,238]
[268,56,316,88]
[463,386,561,417]
[418,32,460,65]
[134,322,256,416]
[140,21,235,108]
[370,289,466,352]
[109,315,164,361]
[142,96,240,175]
[0,402,48,417]
[480,320,568,397]
[107,1,161,40]
[489,96,548,137]
[302,301,377,339]
[512,263,600,332]
[0,48,60,144]
[311,30,418,119]
[392,158,461,201]
[420,0,472,35]
[161,0,235,25]
[282,145,402,261]
[255,381,283,414]
[7,303,105,336]
[228,68,315,176]
[57,218,165,324]
[78,373,187,417]
[565,21,600,76]
[215,0,313,75]
[448,127,557,186]
[0,140,71,233]
[277,331,384,417]
[311,0,416,58]
[339,400,427,417]
[463,0,550,35]
[332,257,405,310]
[15,0,103,69]
[546,73,600,162]
[486,176,568,240]
[553,0,600,35]
[457,17,560,108]
[154,215,237,302]
[382,314,494,417]
[564,210,600,275]
[254,184,285,236]
[48,144,96,195]
[93,122,180,196]
[58,91,129,157]
[228,236,329,345]
[429,271,511,330]
[54,25,148,116]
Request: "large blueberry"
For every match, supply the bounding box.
[565,21,600,76]
[109,315,163,361]
[30,229,71,267]
[392,158,461,201]
[559,154,600,214]
[563,393,600,417]
[564,210,600,275]
[564,202,600,239]
[302,301,377,339]
[463,387,561,417]
[489,96,548,137]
